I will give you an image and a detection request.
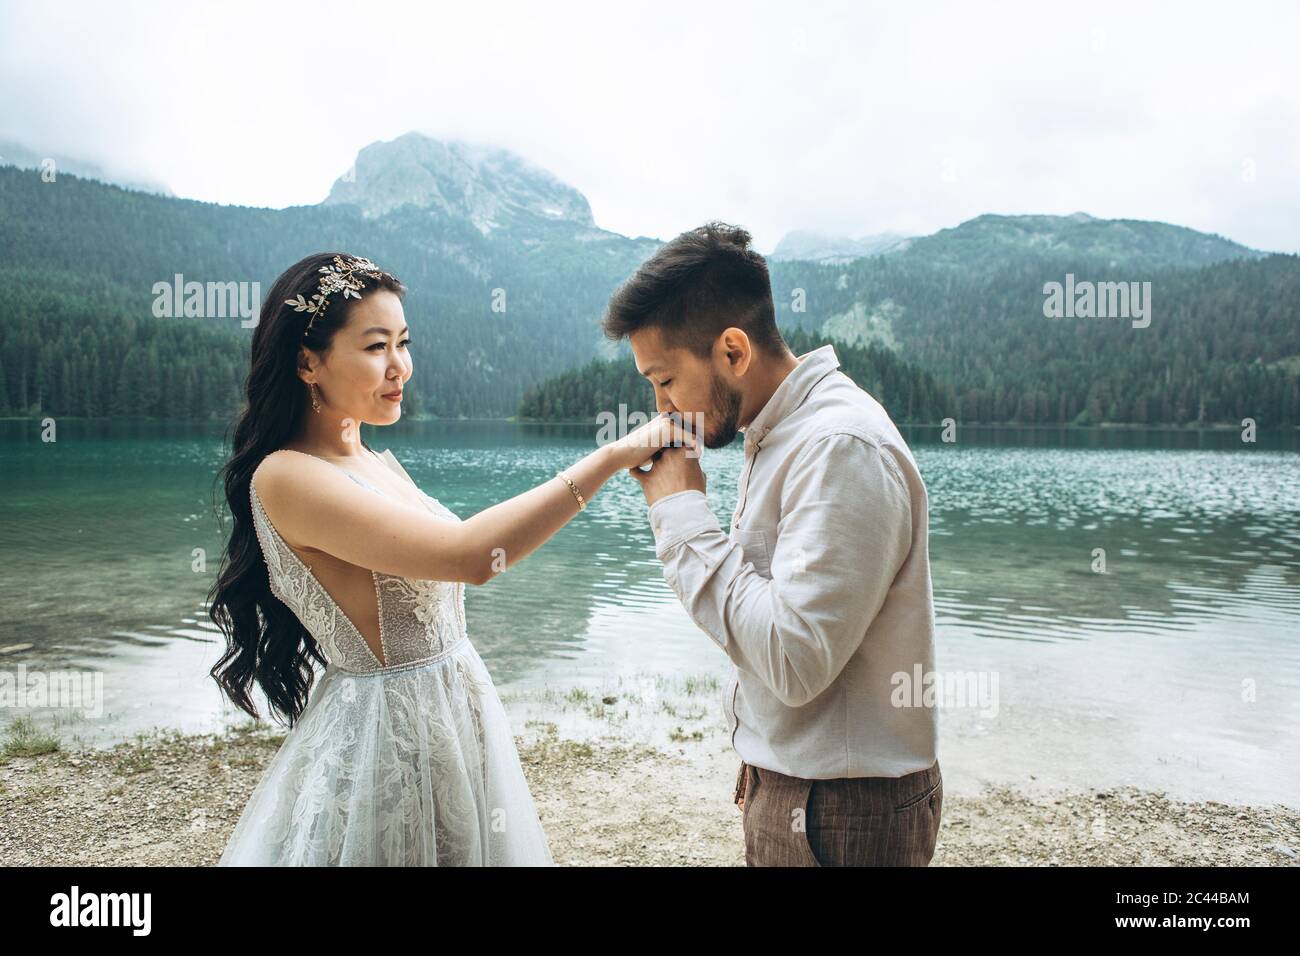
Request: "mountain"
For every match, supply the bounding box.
[0,156,656,420]
[771,230,911,262]
[894,211,1265,271]
[0,134,1296,427]
[525,247,1300,427]
[323,132,595,231]
[762,233,1298,426]
[519,327,953,424]
[0,138,173,196]
[772,212,1264,270]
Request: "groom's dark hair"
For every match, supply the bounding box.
[602,221,786,359]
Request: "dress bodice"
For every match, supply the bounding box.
[249,450,468,674]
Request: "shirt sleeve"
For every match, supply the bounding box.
[646,433,913,707]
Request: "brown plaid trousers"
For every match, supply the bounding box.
[734,758,942,866]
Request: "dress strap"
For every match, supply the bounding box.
[296,449,388,497]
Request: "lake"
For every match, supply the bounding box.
[1,419,1297,806]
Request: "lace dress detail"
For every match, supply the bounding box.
[217,450,553,866]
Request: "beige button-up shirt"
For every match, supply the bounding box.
[647,344,939,779]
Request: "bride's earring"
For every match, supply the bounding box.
[310,383,321,414]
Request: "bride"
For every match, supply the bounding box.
[207,252,692,865]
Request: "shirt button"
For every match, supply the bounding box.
[653,519,662,534]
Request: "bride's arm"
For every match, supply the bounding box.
[255,414,694,586]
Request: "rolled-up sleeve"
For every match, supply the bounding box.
[647,434,913,707]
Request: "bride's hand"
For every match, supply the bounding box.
[604,412,698,471]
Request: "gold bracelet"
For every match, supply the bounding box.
[556,471,587,510]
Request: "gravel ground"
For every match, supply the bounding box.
[2,719,1297,866]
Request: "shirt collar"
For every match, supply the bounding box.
[739,344,840,452]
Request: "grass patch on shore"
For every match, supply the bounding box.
[222,721,288,749]
[520,721,594,763]
[662,701,708,720]
[683,674,721,697]
[114,747,155,775]
[503,671,726,716]
[2,716,61,759]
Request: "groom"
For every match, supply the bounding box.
[605,222,941,866]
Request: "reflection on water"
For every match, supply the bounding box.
[919,445,1300,642]
[1,419,1297,805]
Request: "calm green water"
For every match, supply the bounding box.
[2,420,1298,805]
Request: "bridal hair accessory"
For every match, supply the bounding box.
[286,255,391,337]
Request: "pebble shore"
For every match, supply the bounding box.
[2,719,1296,866]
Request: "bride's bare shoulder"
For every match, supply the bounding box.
[252,449,335,503]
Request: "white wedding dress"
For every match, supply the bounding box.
[217,450,554,866]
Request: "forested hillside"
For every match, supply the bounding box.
[3,134,1296,427]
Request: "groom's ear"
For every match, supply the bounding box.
[717,327,754,377]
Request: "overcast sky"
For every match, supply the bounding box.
[2,0,1297,253]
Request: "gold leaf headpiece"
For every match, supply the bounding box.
[285,255,391,337]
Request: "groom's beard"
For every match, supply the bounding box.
[704,374,743,449]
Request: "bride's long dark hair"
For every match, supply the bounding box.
[208,252,407,727]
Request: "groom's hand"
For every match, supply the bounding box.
[627,444,706,506]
